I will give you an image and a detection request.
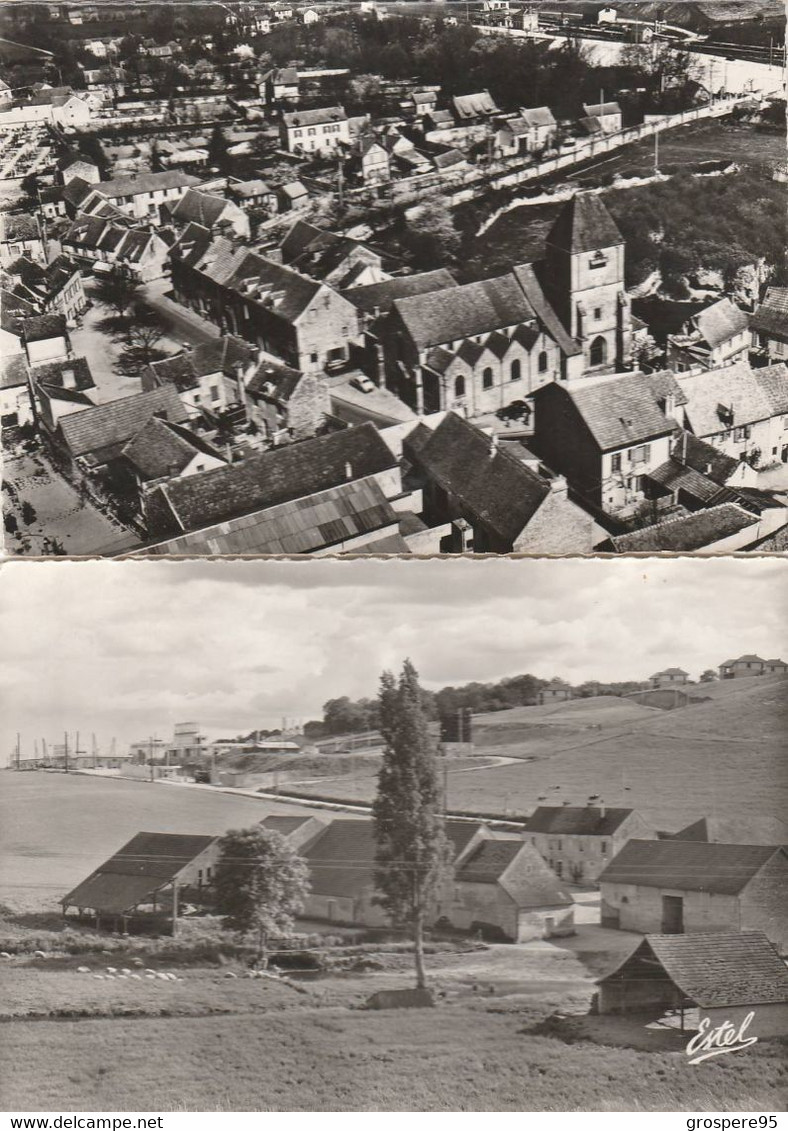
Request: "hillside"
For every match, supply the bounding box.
[284,677,788,835]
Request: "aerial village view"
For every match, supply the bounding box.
[0,555,786,1112]
[0,0,786,555]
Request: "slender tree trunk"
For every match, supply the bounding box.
[413,909,426,989]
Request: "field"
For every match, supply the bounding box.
[278,679,788,832]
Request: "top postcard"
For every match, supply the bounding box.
[1,0,786,557]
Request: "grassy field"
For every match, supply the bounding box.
[281,679,788,831]
[1,998,783,1111]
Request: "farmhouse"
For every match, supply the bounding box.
[599,840,787,949]
[61,831,220,933]
[523,807,655,884]
[667,297,751,372]
[596,932,788,1038]
[538,678,573,704]
[750,286,788,364]
[581,100,622,133]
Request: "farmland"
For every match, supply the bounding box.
[278,678,788,833]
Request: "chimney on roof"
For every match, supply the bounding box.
[62,367,76,389]
[345,460,353,480]
[599,801,606,819]
[489,432,499,459]
[549,474,568,495]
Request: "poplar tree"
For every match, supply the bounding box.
[372,659,453,989]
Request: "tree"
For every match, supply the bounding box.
[213,826,310,966]
[208,123,230,172]
[93,267,139,320]
[699,669,718,683]
[401,197,461,270]
[372,660,453,989]
[124,319,165,367]
[20,500,37,526]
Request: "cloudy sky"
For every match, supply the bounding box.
[1,556,785,758]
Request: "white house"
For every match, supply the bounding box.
[281,105,350,155]
[582,100,622,133]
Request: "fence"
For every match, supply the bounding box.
[359,96,750,210]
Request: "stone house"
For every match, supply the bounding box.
[161,188,251,239]
[281,106,350,155]
[649,668,689,688]
[523,806,656,884]
[89,170,200,223]
[599,840,787,951]
[538,679,572,704]
[227,179,279,215]
[61,216,170,283]
[750,286,788,364]
[532,371,675,516]
[581,100,622,132]
[675,360,788,469]
[170,236,361,375]
[2,255,87,326]
[667,297,752,372]
[403,412,598,554]
[0,213,45,267]
[496,106,556,156]
[719,655,767,678]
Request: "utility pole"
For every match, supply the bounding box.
[654,128,659,175]
[63,731,69,774]
[149,736,154,781]
[92,732,98,769]
[337,156,344,208]
[16,733,21,771]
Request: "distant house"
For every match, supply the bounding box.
[667,297,751,372]
[144,334,258,418]
[599,840,788,949]
[719,654,767,679]
[1,355,35,429]
[162,188,251,239]
[581,100,622,133]
[31,355,98,432]
[608,504,762,554]
[750,286,788,364]
[0,213,44,267]
[58,156,101,186]
[496,107,556,156]
[673,815,788,847]
[349,137,390,186]
[227,179,279,214]
[675,360,788,469]
[598,5,617,22]
[649,668,689,689]
[538,678,572,704]
[260,66,300,105]
[2,254,87,325]
[61,215,169,282]
[61,832,220,933]
[452,90,499,122]
[523,807,655,884]
[121,417,227,493]
[87,170,200,222]
[259,813,327,849]
[281,105,350,155]
[278,219,390,289]
[141,421,404,555]
[403,413,598,554]
[277,180,309,212]
[596,932,788,1038]
[407,89,438,117]
[532,371,675,516]
[22,313,71,366]
[764,658,788,675]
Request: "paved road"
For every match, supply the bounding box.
[139,279,221,349]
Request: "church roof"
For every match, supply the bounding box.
[546,193,624,255]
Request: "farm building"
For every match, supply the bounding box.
[596,932,788,1039]
[538,679,572,704]
[523,806,655,884]
[61,831,220,933]
[259,814,327,850]
[649,668,689,688]
[672,815,788,847]
[599,840,787,950]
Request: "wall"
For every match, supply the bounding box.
[738,852,788,952]
[601,884,744,935]
[704,1002,788,1041]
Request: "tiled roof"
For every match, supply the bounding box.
[303,818,376,898]
[524,806,634,836]
[433,148,466,170]
[58,386,189,460]
[652,667,689,677]
[170,221,215,267]
[692,297,749,348]
[394,273,536,350]
[148,336,255,392]
[1,212,41,243]
[733,654,766,663]
[282,105,347,128]
[220,250,325,325]
[750,286,788,339]
[753,361,788,416]
[674,431,740,485]
[582,100,621,116]
[642,368,688,410]
[122,417,221,480]
[520,105,556,128]
[245,355,303,403]
[0,288,36,335]
[512,263,582,357]
[446,819,484,858]
[145,421,397,537]
[229,178,273,198]
[558,372,673,451]
[170,188,230,228]
[63,176,100,209]
[261,815,316,836]
[346,270,457,315]
[676,360,776,434]
[598,933,788,1009]
[455,839,522,883]
[279,180,308,199]
[407,412,550,545]
[545,193,624,255]
[99,170,199,198]
[599,840,782,894]
[578,115,604,135]
[452,90,498,119]
[673,816,788,846]
[62,831,217,912]
[646,458,736,506]
[611,503,757,553]
[146,476,398,556]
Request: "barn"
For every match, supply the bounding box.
[597,932,788,1040]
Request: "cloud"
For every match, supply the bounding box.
[1,556,785,758]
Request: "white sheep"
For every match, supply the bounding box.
[77,966,91,974]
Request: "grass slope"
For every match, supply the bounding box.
[1,1005,783,1112]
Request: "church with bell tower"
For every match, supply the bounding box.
[542,193,634,374]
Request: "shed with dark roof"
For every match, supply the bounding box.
[61,831,220,930]
[597,932,788,1037]
[599,841,787,948]
[56,386,190,468]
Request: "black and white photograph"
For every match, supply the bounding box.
[0,0,786,556]
[0,556,786,1113]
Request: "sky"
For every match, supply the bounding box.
[1,556,786,759]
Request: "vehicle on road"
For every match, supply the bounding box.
[350,374,375,393]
